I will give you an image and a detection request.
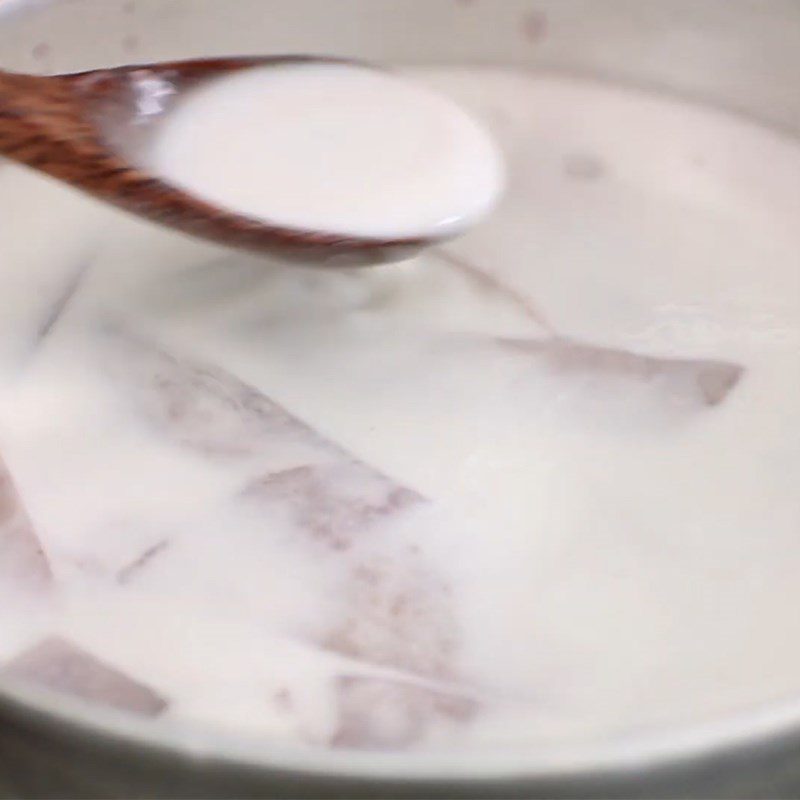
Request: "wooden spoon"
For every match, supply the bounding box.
[0,56,437,267]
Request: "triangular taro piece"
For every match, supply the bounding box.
[2,636,167,717]
[0,456,52,594]
[498,336,743,408]
[104,333,473,745]
[331,675,476,749]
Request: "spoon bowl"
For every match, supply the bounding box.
[0,57,442,266]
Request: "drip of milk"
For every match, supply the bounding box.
[1,68,800,756]
[146,62,505,239]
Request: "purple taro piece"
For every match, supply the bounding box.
[105,333,471,746]
[437,249,743,408]
[103,330,345,459]
[2,637,167,717]
[498,336,743,408]
[332,676,475,749]
[323,554,472,748]
[244,463,422,551]
[0,457,51,593]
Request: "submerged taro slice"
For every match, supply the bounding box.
[332,676,476,749]
[102,329,342,460]
[244,463,423,551]
[2,636,167,717]
[498,336,744,408]
[438,249,744,408]
[0,456,51,593]
[104,333,472,746]
[325,554,475,748]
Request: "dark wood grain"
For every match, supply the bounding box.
[0,57,428,267]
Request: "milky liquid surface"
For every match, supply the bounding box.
[147,63,505,239]
[1,68,800,755]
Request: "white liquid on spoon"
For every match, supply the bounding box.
[0,68,800,756]
[147,62,505,240]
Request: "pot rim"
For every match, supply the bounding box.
[3,676,800,785]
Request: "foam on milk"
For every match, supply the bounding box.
[147,62,505,240]
[0,68,799,754]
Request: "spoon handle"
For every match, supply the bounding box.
[0,59,270,173]
[0,63,423,265]
[0,69,127,187]
[1,70,81,164]
[0,68,189,240]
[0,67,297,258]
